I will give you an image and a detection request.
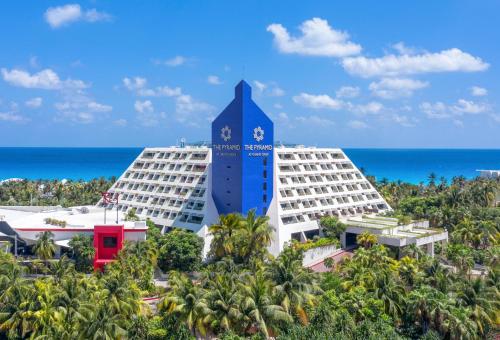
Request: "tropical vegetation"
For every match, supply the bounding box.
[0,177,114,207]
[0,175,498,339]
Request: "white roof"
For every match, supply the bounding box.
[0,208,35,222]
[2,206,144,231]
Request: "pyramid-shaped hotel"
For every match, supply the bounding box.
[102,80,391,254]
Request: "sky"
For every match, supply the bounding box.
[0,1,499,148]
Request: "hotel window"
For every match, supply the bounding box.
[263,182,267,190]
[263,157,267,166]
[263,170,267,179]
[263,194,267,203]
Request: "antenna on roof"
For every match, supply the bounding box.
[180,137,186,148]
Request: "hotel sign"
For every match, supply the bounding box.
[213,126,272,157]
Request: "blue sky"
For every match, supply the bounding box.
[0,1,499,148]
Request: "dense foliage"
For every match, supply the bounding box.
[0,176,498,339]
[0,177,114,207]
[156,228,204,273]
[68,234,95,272]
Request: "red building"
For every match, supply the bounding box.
[93,225,125,270]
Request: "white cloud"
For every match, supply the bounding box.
[123,77,147,91]
[296,115,335,126]
[253,80,285,97]
[154,86,183,97]
[132,100,167,127]
[342,48,489,78]
[87,101,112,113]
[336,86,360,98]
[0,112,28,123]
[124,76,213,126]
[267,17,361,57]
[392,42,417,55]
[175,95,213,115]
[55,100,112,113]
[453,119,464,127]
[270,87,285,97]
[1,68,87,90]
[471,86,487,97]
[122,77,181,97]
[253,80,266,92]
[353,101,384,115]
[53,96,112,124]
[45,4,81,28]
[369,78,429,99]
[274,103,283,109]
[207,75,222,85]
[157,56,187,67]
[54,111,94,124]
[25,97,43,108]
[277,111,290,124]
[421,99,488,120]
[113,119,127,127]
[420,102,451,119]
[392,114,417,127]
[293,93,344,110]
[84,8,112,23]
[452,99,488,114]
[137,112,163,127]
[44,4,111,28]
[348,120,369,129]
[134,100,154,113]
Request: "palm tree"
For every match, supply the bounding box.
[82,304,127,340]
[208,213,242,259]
[402,244,425,261]
[0,257,35,338]
[398,256,421,287]
[125,240,158,267]
[159,271,209,336]
[56,275,95,338]
[24,279,63,339]
[456,278,499,336]
[446,244,475,278]
[267,248,321,325]
[50,255,76,282]
[101,273,142,319]
[34,230,57,261]
[452,218,476,246]
[441,306,478,340]
[373,274,404,321]
[406,285,448,334]
[423,259,452,293]
[240,209,274,262]
[238,272,292,338]
[203,272,241,335]
[356,232,378,249]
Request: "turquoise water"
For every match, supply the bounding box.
[0,147,499,184]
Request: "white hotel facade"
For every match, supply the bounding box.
[102,81,391,255]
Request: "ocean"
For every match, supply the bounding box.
[0,147,499,184]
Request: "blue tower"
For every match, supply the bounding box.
[211,80,274,216]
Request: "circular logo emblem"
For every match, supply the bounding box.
[221,125,231,142]
[253,126,264,142]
